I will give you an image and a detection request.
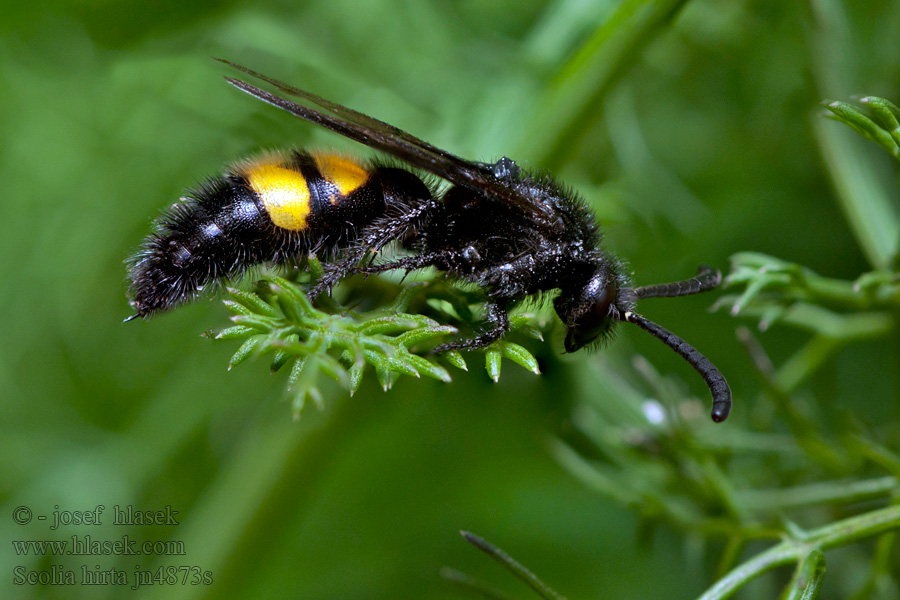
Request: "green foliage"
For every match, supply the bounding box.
[715,252,896,392]
[824,97,900,162]
[545,94,900,599]
[815,97,900,269]
[214,258,544,416]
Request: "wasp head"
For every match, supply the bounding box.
[554,263,628,353]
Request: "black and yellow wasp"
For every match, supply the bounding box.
[127,60,731,422]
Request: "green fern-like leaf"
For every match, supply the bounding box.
[823,97,900,161]
[213,272,544,415]
[715,252,899,332]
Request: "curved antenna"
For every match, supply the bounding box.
[635,266,721,300]
[623,311,732,423]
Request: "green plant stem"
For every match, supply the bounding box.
[783,549,826,600]
[775,335,839,394]
[725,307,894,363]
[851,435,900,477]
[520,0,693,168]
[696,455,747,523]
[715,537,747,580]
[696,505,900,600]
[736,476,900,513]
[774,304,894,343]
[461,532,566,600]
[756,334,845,472]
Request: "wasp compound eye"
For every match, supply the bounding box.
[555,274,616,353]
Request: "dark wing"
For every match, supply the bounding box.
[217,59,555,224]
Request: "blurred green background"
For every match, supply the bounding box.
[2,0,898,598]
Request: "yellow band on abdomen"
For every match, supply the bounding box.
[313,153,370,198]
[247,164,311,231]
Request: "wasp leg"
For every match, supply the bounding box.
[308,197,439,300]
[353,253,443,275]
[308,250,448,301]
[434,300,511,353]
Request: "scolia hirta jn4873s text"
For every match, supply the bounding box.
[127,60,732,422]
